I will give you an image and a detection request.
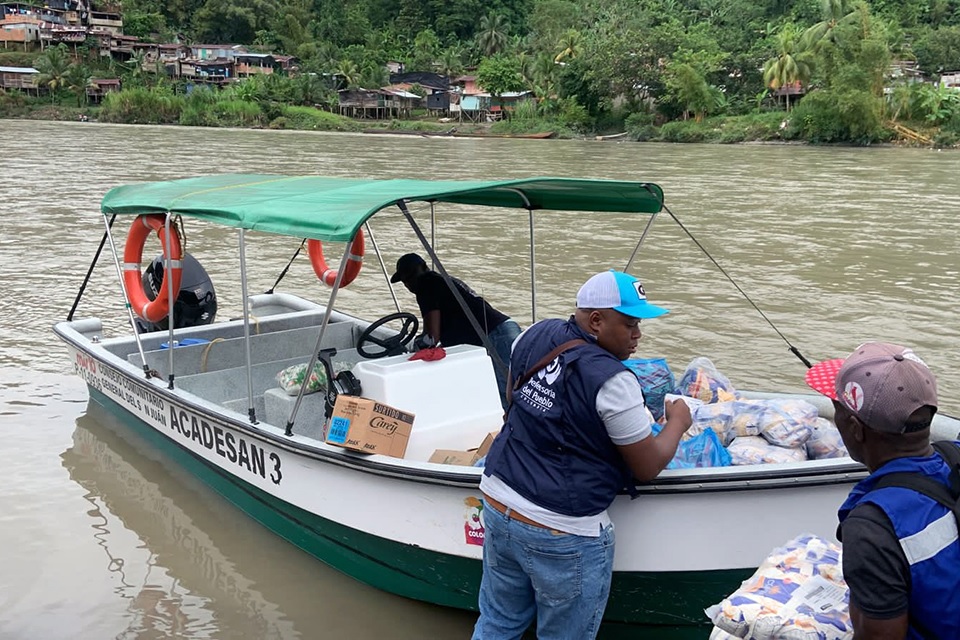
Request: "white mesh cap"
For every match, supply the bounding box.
[575,270,669,319]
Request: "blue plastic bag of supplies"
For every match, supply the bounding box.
[622,357,675,421]
[652,421,732,469]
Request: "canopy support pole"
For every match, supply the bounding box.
[285,238,352,436]
[238,229,258,424]
[504,188,537,322]
[430,202,436,270]
[104,213,153,379]
[163,214,177,390]
[397,200,509,378]
[365,221,401,314]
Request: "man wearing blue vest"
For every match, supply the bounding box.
[806,342,960,639]
[472,270,693,640]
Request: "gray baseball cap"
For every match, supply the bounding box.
[805,342,938,434]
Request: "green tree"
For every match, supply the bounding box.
[802,0,861,53]
[63,63,92,107]
[477,13,509,57]
[36,44,71,104]
[438,46,464,79]
[411,28,441,71]
[762,23,812,111]
[913,26,960,74]
[663,61,716,121]
[476,54,524,97]
[554,28,582,64]
[337,59,361,88]
[192,0,276,43]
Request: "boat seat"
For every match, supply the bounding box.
[351,344,504,461]
[129,322,359,378]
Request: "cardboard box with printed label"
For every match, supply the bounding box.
[428,429,501,467]
[326,395,414,458]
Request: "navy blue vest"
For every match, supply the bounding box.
[839,451,960,639]
[483,317,635,517]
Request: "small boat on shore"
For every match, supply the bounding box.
[54,174,960,638]
[449,130,556,139]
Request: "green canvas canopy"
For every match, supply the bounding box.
[101,174,665,243]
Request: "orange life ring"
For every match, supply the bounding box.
[123,214,184,323]
[308,231,365,288]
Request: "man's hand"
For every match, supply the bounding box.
[413,333,437,351]
[663,398,693,433]
[617,396,694,482]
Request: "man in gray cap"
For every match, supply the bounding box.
[806,342,960,640]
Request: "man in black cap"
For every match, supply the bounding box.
[391,253,520,408]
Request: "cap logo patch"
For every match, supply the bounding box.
[632,281,647,301]
[842,381,864,412]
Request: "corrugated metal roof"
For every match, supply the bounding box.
[0,66,39,74]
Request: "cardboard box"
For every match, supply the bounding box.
[428,449,479,466]
[428,430,501,467]
[326,395,414,458]
[475,430,500,460]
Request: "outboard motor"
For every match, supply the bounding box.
[136,252,218,333]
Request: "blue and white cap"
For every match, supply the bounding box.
[576,270,669,319]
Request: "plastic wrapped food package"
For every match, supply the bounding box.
[622,357,675,421]
[655,419,732,469]
[728,436,808,465]
[806,418,849,460]
[277,361,329,395]
[758,399,818,448]
[675,357,738,404]
[705,533,852,640]
[276,360,352,396]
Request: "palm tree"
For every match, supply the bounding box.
[124,50,148,88]
[477,13,508,57]
[762,23,813,111]
[63,63,92,107]
[438,47,463,81]
[801,0,860,51]
[36,44,72,104]
[337,59,360,89]
[553,29,582,64]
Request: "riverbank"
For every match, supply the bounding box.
[0,100,952,148]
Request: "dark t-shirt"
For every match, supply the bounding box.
[415,271,508,347]
[840,503,910,618]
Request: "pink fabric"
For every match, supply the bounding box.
[409,347,447,362]
[805,358,844,399]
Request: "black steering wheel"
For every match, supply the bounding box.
[356,312,420,359]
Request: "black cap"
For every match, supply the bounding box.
[390,253,426,283]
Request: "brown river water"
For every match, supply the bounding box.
[1,119,958,639]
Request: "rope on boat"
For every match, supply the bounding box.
[265,239,307,294]
[68,213,118,321]
[660,203,813,369]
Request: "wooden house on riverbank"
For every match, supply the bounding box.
[0,64,38,93]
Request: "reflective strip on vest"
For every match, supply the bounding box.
[899,511,960,565]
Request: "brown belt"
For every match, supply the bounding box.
[483,493,561,533]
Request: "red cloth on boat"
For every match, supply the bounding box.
[409,347,447,362]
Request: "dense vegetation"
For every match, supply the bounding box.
[3,0,960,144]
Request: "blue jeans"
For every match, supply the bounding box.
[488,320,521,410]
[471,500,615,640]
